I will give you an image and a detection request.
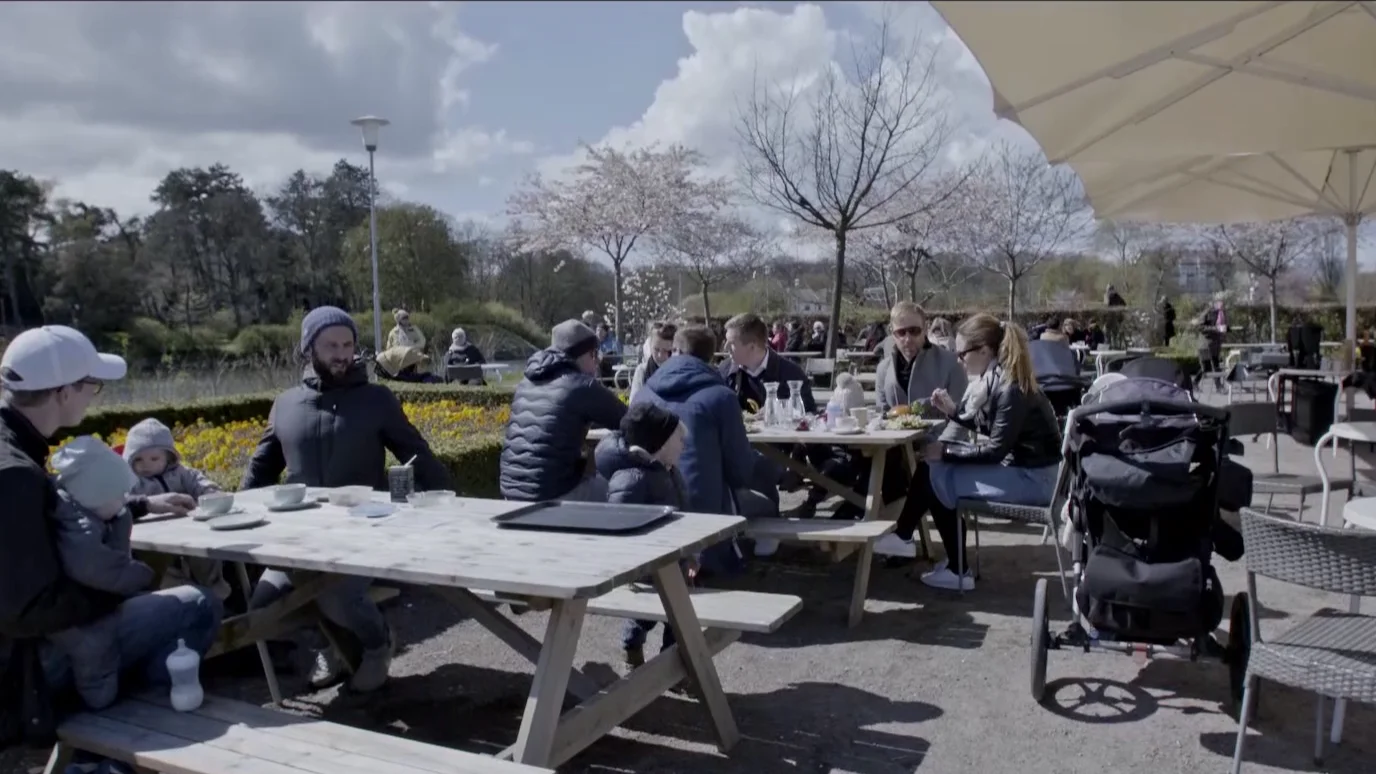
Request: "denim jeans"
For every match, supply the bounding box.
[41,585,223,707]
[621,618,676,651]
[250,571,389,651]
[925,462,1059,572]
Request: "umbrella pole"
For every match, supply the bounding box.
[1344,149,1360,419]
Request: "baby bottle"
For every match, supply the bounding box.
[167,639,204,712]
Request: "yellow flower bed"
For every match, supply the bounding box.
[54,401,510,489]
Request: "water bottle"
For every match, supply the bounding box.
[166,639,204,712]
[825,397,844,430]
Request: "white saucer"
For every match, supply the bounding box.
[829,426,865,435]
[266,500,320,513]
[207,513,268,531]
[350,502,396,519]
[192,506,245,522]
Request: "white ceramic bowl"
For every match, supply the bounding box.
[199,492,235,515]
[270,483,307,506]
[328,486,374,507]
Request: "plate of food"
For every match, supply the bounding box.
[884,415,938,431]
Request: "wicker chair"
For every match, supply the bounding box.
[1231,508,1376,772]
[1227,401,1354,521]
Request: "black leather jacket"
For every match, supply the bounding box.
[944,377,1062,468]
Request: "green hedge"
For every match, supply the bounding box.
[75,384,515,440]
[425,440,502,499]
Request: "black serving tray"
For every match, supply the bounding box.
[492,501,678,534]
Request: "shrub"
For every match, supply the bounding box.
[56,400,509,498]
[74,383,516,440]
[227,325,299,359]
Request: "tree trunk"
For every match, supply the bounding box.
[2,245,22,327]
[1268,277,1279,343]
[700,281,712,326]
[827,229,847,358]
[908,269,919,303]
[1006,276,1017,320]
[611,261,624,346]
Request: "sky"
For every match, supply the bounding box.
[0,1,1022,225]
[0,0,1368,266]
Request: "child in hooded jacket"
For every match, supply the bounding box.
[123,418,230,599]
[593,402,694,668]
[48,436,156,709]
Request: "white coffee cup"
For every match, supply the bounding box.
[199,492,235,515]
[849,407,870,426]
[270,484,307,507]
[833,416,858,432]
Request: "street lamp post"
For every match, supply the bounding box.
[350,115,390,354]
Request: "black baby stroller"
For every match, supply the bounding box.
[1030,373,1253,706]
[1030,339,1090,420]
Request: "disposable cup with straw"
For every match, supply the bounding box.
[388,454,418,502]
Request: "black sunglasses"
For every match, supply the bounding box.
[893,326,924,338]
[956,346,983,361]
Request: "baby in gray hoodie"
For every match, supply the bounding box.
[124,418,229,599]
[49,436,155,709]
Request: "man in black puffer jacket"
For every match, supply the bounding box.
[500,319,627,501]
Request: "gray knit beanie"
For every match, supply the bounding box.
[300,306,358,355]
[551,319,598,359]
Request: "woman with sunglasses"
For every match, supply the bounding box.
[913,313,1062,591]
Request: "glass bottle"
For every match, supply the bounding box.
[787,380,807,420]
[762,382,783,427]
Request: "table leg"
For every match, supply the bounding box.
[432,587,601,701]
[234,562,283,705]
[511,598,588,767]
[902,443,933,560]
[653,562,740,751]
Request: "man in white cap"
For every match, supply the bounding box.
[0,326,220,745]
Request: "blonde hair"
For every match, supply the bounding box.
[890,301,927,322]
[957,313,1039,395]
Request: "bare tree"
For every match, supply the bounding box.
[1216,219,1323,341]
[655,206,765,322]
[1095,220,1168,302]
[506,144,718,343]
[961,142,1088,317]
[735,9,964,356]
[1311,222,1345,301]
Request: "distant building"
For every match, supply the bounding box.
[785,287,827,316]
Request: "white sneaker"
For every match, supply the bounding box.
[874,533,917,559]
[919,566,976,592]
[753,537,780,557]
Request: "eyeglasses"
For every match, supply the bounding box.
[893,326,924,338]
[956,346,982,361]
[78,378,104,395]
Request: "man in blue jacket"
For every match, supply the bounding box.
[634,326,776,565]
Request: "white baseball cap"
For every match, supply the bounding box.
[1,325,127,391]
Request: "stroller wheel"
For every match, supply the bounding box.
[1227,592,1254,716]
[1031,578,1050,703]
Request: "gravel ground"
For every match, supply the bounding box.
[6,392,1375,774]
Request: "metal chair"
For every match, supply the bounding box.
[1228,402,1355,521]
[1231,508,1376,772]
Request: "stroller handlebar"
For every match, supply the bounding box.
[1069,398,1230,423]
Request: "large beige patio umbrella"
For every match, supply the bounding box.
[1076,148,1376,344]
[931,0,1376,348]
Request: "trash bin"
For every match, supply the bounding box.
[1288,378,1338,446]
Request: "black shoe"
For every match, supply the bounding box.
[623,647,645,669]
[787,500,818,519]
[831,503,863,520]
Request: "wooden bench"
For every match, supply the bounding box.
[474,585,802,634]
[48,693,548,774]
[744,518,895,628]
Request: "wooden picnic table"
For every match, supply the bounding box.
[588,425,932,555]
[131,492,747,769]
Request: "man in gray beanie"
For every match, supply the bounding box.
[242,305,451,693]
[500,319,627,502]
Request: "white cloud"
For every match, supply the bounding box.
[0,1,529,215]
[530,2,1037,249]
